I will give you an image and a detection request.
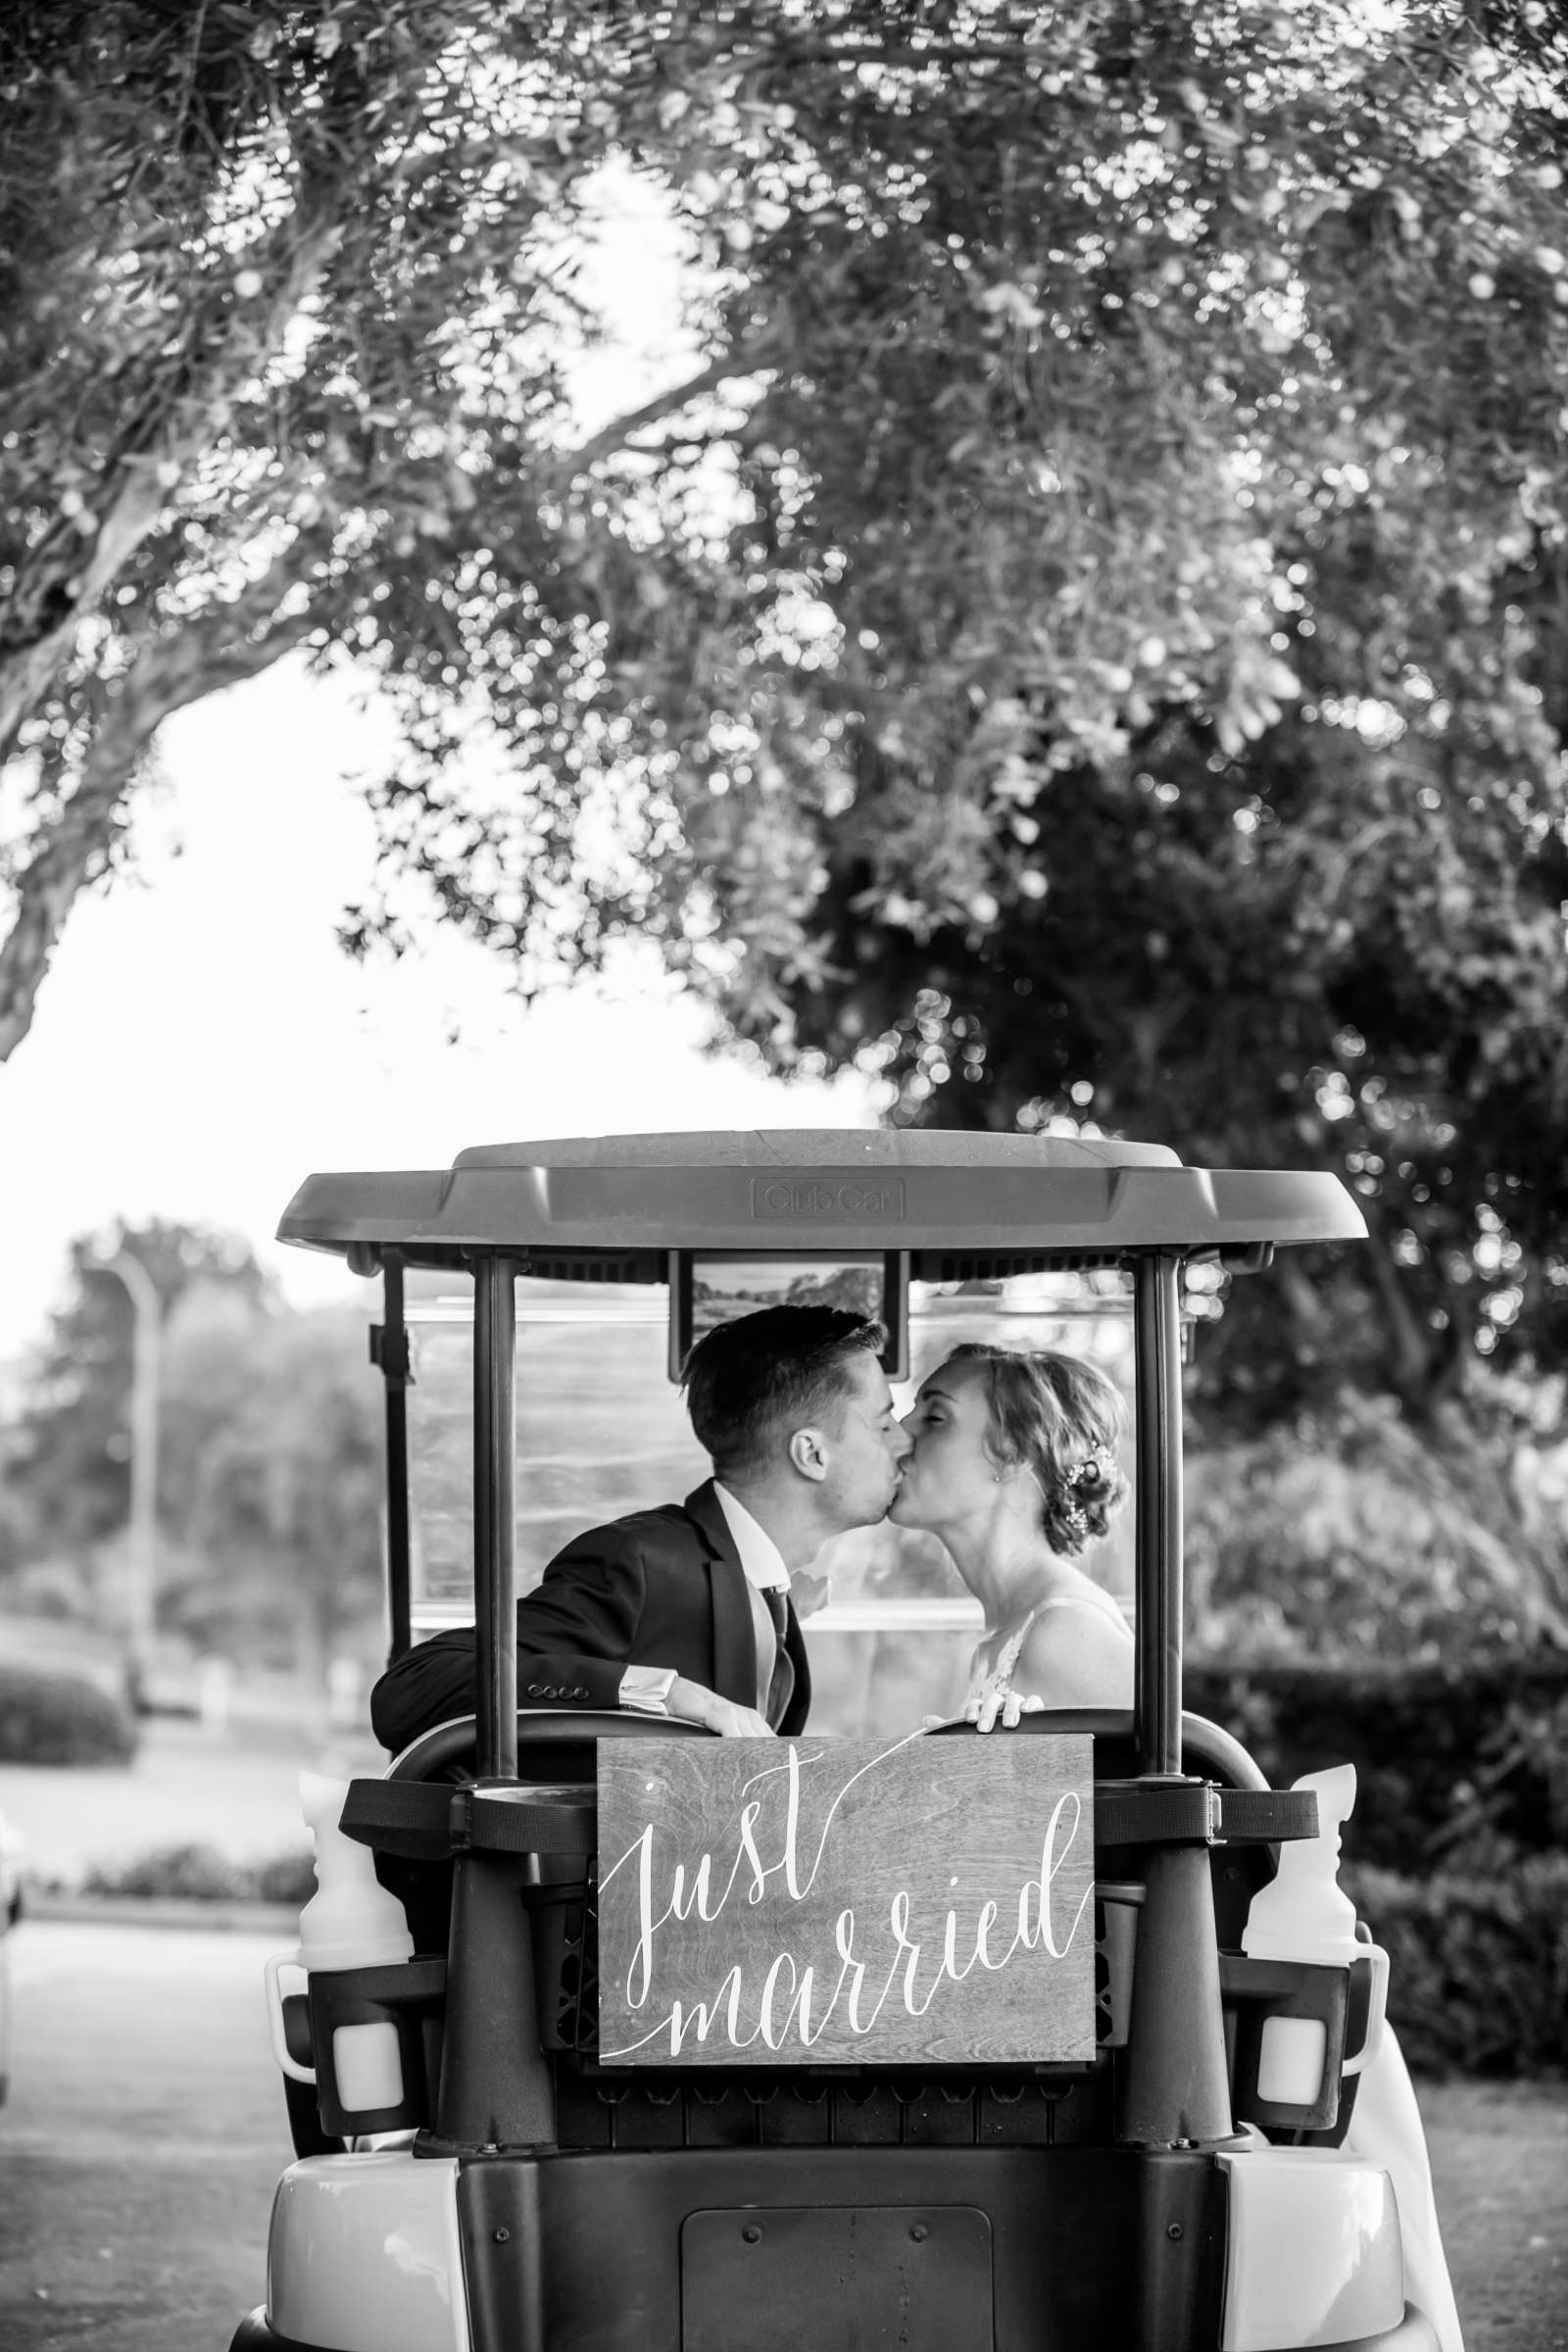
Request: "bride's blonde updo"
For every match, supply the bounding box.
[944,1343,1131,1556]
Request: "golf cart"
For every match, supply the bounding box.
[233,1129,1461,2352]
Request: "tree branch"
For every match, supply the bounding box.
[0,219,343,763]
[0,466,170,758]
[0,578,317,1061]
[772,40,1058,67]
[1360,1209,1443,1413]
[663,32,1061,73]
[564,345,779,475]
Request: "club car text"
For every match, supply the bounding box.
[751,1178,906,1219]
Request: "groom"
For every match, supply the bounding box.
[369,1302,911,1751]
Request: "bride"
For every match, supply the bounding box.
[892,1343,1134,1730]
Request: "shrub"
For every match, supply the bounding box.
[0,1662,137,1765]
[1185,1397,1567,1656]
[83,1842,245,1900]
[1185,1649,1568,1870]
[1346,1856,1568,2079]
[250,1847,317,1905]
[79,1841,314,1904]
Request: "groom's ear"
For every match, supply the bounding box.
[787,1426,830,1483]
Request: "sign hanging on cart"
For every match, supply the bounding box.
[596,1733,1096,2067]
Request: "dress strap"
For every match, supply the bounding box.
[1028,1592,1134,1640]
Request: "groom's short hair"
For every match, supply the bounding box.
[682,1304,886,1481]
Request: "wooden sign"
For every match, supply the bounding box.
[596,1733,1095,2066]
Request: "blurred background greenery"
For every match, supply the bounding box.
[0,1221,383,1690]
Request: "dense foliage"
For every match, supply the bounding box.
[2,1226,385,1676]
[5,1220,271,1570]
[1184,1650,1568,1869]
[0,1662,137,1764]
[154,1289,387,1674]
[1190,1647,1568,2076]
[358,0,1568,1422]
[4,2,1567,1431]
[0,0,607,1053]
[1345,1856,1568,2077]
[1184,1390,1568,1647]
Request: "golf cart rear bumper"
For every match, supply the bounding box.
[230,2299,1442,2352]
[247,2138,1439,2352]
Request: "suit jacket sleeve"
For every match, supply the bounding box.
[508,1521,650,1711]
[369,1520,656,1751]
[369,1623,484,1753]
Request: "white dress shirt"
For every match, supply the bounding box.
[711,1483,792,1716]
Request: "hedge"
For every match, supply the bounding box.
[81,1841,315,1904]
[0,1662,138,1765]
[1181,1653,1568,2077]
[1185,1648,1568,1870]
[82,1841,247,1900]
[1345,1856,1568,2079]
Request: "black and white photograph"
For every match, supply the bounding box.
[1,5,1565,2348]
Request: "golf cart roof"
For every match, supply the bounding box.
[276,1130,1366,1276]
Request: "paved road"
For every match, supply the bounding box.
[1,1918,1563,2351]
[0,1922,290,2352]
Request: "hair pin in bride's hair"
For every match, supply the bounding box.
[1067,1445,1113,1494]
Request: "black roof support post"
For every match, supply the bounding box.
[429,1250,556,2153]
[1132,1251,1184,1781]
[379,1251,413,1669]
[473,1253,517,1783]
[1120,1250,1236,2163]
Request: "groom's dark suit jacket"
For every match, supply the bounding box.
[369,1479,811,1754]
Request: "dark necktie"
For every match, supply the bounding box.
[762,1587,794,1729]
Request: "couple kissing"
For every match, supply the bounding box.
[369,1303,1132,1755]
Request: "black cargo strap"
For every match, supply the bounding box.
[340,1779,449,1859]
[1094,1781,1319,1848]
[458,1786,598,1856]
[1216,1788,1320,1844]
[340,1777,597,1861]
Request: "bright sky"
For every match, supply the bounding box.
[0,170,875,1365]
[0,661,874,1362]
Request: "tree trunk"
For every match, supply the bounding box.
[0,582,316,1060]
[0,466,171,758]
[0,187,346,763]
[1360,1209,1447,1417]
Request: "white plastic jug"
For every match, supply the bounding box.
[264,1772,414,2114]
[1242,1762,1389,2106]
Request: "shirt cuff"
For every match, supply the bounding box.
[618,1665,677,1716]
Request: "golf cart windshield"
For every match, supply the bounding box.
[398,1266,1141,1730]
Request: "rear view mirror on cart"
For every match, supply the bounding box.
[667,1250,909,1382]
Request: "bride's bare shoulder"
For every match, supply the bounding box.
[1013,1585,1133,1707]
